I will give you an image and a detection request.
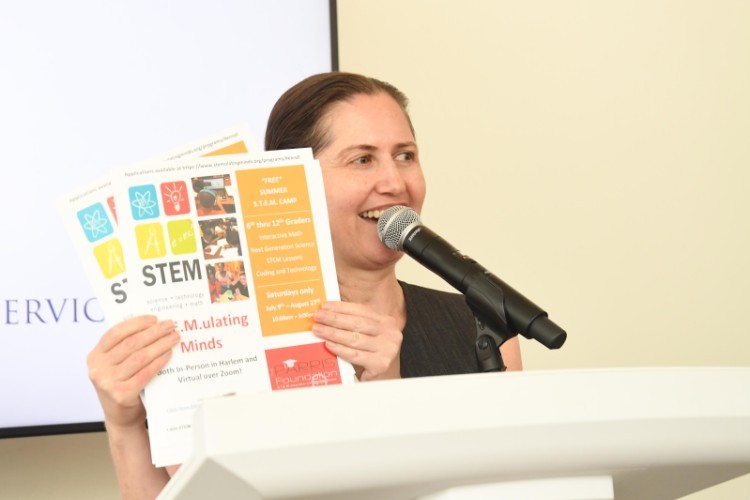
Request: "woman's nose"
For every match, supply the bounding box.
[375,160,407,194]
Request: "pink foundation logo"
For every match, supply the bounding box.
[265,342,342,390]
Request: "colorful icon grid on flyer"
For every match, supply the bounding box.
[135,222,167,259]
[77,202,114,243]
[161,181,191,216]
[167,219,197,255]
[129,184,160,220]
[93,238,126,279]
[106,196,118,225]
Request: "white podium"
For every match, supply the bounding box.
[159,367,750,499]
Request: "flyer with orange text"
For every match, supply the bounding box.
[110,149,354,466]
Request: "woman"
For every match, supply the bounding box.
[267,72,521,379]
[86,72,522,498]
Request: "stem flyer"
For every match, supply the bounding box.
[57,125,258,324]
[110,148,354,466]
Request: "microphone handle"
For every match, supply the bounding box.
[403,225,566,349]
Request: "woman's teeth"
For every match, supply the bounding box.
[360,210,385,220]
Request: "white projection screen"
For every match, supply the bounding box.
[0,1,337,437]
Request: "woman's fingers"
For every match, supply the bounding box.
[311,323,373,351]
[312,301,402,380]
[95,315,158,353]
[87,316,180,422]
[313,301,377,331]
[114,324,180,381]
[104,318,177,366]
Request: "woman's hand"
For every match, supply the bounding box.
[312,301,402,381]
[87,315,179,429]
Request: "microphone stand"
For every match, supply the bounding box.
[462,272,566,371]
[472,314,513,372]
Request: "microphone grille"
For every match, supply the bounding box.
[377,205,421,250]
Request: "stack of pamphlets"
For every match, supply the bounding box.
[58,126,355,466]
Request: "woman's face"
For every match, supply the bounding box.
[315,92,426,274]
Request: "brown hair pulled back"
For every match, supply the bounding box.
[264,72,414,155]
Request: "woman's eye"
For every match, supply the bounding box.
[396,151,414,161]
[353,155,371,165]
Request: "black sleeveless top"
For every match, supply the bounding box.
[399,281,481,377]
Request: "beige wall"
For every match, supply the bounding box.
[2,1,747,498]
[339,0,750,371]
[337,0,750,498]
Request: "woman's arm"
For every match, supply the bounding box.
[105,418,171,498]
[87,315,180,498]
[499,336,523,371]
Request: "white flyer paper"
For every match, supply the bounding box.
[110,149,354,466]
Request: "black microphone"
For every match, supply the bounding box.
[377,205,566,350]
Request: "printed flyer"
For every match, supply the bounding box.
[57,125,257,323]
[110,149,354,466]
